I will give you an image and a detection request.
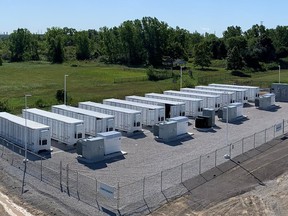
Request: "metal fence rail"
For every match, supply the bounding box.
[0,119,287,215]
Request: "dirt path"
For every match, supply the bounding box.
[150,134,288,216]
[0,190,34,216]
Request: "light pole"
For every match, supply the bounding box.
[278,65,281,83]
[225,93,229,146]
[224,154,265,186]
[24,94,31,163]
[180,66,183,89]
[64,74,68,105]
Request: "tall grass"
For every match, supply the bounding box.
[0,61,287,113]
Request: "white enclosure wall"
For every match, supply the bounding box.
[0,112,51,152]
[145,93,203,117]
[181,88,225,107]
[51,105,115,136]
[125,95,186,118]
[97,131,121,155]
[103,98,164,126]
[202,85,248,104]
[169,116,188,136]
[164,90,220,110]
[208,84,259,102]
[79,102,142,134]
[195,86,237,104]
[23,108,84,145]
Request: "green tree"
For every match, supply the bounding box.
[0,55,2,66]
[226,46,244,70]
[223,26,242,41]
[193,42,211,69]
[46,27,65,63]
[9,28,32,62]
[76,31,91,60]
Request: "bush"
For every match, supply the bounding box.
[56,89,64,103]
[35,99,49,108]
[0,55,2,66]
[0,99,10,112]
[55,89,72,104]
[146,67,173,81]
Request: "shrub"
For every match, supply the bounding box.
[146,67,173,81]
[0,99,10,112]
[35,99,49,108]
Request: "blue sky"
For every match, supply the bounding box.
[1,0,287,36]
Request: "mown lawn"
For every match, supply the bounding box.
[0,61,287,114]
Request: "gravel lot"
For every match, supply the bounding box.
[0,101,288,215]
[46,102,288,186]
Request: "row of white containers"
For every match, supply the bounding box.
[125,95,186,118]
[180,88,235,107]
[51,105,115,136]
[163,90,221,110]
[79,101,142,134]
[23,108,85,146]
[208,83,260,102]
[145,93,203,117]
[0,112,51,152]
[103,98,165,126]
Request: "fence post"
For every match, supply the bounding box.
[40,157,43,181]
[160,171,163,192]
[274,124,276,138]
[66,164,69,194]
[95,178,98,201]
[229,144,232,158]
[199,155,202,174]
[143,177,145,200]
[265,129,267,143]
[77,171,79,200]
[180,163,183,183]
[60,161,62,191]
[253,133,256,149]
[214,150,217,167]
[117,182,120,211]
[242,138,244,154]
[283,119,285,135]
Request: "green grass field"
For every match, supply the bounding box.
[0,61,287,114]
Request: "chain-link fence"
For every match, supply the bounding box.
[0,119,288,215]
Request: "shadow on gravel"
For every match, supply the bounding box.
[52,141,77,154]
[122,131,147,140]
[77,155,126,170]
[256,105,281,112]
[155,135,194,146]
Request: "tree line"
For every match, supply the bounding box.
[1,17,288,71]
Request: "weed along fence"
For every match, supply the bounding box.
[0,119,287,215]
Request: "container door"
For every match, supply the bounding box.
[76,124,83,140]
[160,108,165,122]
[96,118,102,133]
[165,104,171,118]
[148,109,154,125]
[136,113,141,128]
[107,118,114,131]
